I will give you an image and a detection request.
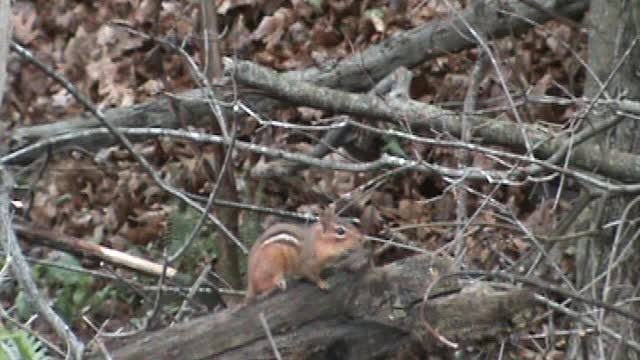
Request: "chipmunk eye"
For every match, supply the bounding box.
[335,226,346,237]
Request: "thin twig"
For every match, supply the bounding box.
[259,312,283,360]
[443,0,533,155]
[0,167,85,359]
[420,272,459,349]
[454,53,488,263]
[174,263,212,322]
[5,125,640,193]
[146,250,169,330]
[10,42,247,255]
[110,21,230,140]
[601,194,640,324]
[527,36,640,175]
[534,294,640,352]
[83,316,113,360]
[450,270,640,323]
[169,122,238,263]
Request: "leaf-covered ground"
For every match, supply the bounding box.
[1,0,585,357]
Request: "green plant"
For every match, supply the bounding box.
[166,204,218,270]
[18,253,112,324]
[0,328,48,360]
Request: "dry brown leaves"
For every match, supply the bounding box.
[2,1,585,354]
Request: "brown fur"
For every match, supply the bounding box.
[245,211,362,300]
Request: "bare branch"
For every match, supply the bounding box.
[9,42,248,255]
[0,0,11,109]
[0,167,85,359]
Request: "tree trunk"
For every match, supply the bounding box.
[570,1,640,358]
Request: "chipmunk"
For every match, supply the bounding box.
[245,208,363,300]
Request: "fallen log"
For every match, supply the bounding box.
[102,253,535,359]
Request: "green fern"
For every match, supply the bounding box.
[0,328,48,360]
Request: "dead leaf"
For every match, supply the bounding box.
[12,4,39,44]
[251,8,293,50]
[523,199,557,236]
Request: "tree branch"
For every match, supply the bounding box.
[0,168,85,359]
[99,253,538,359]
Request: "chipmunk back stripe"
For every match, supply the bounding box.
[260,233,302,248]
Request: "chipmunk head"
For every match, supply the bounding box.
[313,206,363,265]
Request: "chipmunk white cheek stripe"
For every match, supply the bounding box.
[261,233,302,248]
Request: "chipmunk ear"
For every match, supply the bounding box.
[318,205,337,232]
